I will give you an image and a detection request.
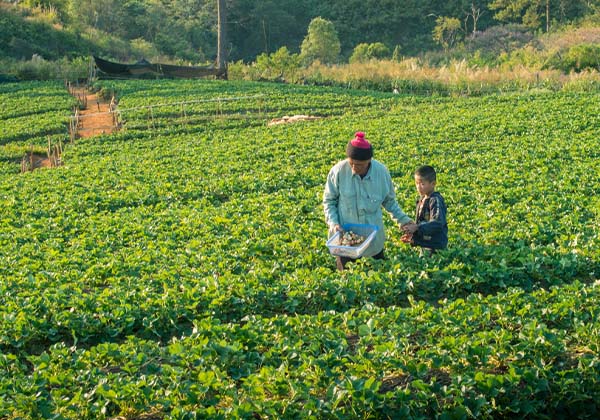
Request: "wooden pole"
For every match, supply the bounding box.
[181,103,187,128]
[546,0,550,33]
[216,0,228,78]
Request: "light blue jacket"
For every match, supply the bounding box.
[323,159,412,257]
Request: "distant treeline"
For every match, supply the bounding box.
[1,0,599,63]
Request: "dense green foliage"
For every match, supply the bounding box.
[1,79,599,418]
[300,17,341,65]
[1,0,599,64]
[544,43,600,72]
[0,81,75,174]
[350,43,392,64]
[0,5,143,63]
[0,5,87,60]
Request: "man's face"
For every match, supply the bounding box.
[348,158,371,175]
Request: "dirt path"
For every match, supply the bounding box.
[72,88,116,138]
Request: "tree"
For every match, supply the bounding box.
[489,0,545,30]
[226,0,316,61]
[433,16,463,52]
[490,0,594,32]
[315,0,429,56]
[464,1,485,34]
[299,17,341,65]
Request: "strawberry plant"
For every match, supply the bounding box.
[0,79,598,418]
[0,81,75,175]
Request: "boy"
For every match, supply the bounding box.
[401,165,448,254]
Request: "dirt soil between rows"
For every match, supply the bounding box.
[72,87,116,138]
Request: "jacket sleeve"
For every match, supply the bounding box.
[323,168,340,228]
[413,195,446,241]
[381,172,412,225]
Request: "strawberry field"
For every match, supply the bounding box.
[0,79,599,419]
[0,81,75,175]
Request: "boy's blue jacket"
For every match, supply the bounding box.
[412,191,448,249]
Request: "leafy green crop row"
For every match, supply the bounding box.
[2,282,598,418]
[0,80,598,418]
[97,79,398,134]
[0,81,75,175]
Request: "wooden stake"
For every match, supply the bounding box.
[29,145,34,171]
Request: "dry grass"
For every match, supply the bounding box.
[305,58,600,92]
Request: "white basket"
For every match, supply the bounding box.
[326,223,379,258]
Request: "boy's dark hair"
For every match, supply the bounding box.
[415,165,436,182]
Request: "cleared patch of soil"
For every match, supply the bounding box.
[72,87,116,138]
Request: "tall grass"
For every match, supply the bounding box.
[302,58,600,95]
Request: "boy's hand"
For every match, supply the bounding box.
[401,233,413,243]
[401,222,419,234]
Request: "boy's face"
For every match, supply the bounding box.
[415,175,436,197]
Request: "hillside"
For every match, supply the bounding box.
[0,4,90,60]
[0,3,155,63]
[1,1,600,68]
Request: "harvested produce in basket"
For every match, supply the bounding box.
[339,231,365,246]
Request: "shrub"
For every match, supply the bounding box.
[226,60,254,81]
[467,24,535,58]
[349,43,370,63]
[562,44,600,72]
[1,55,90,81]
[227,48,302,83]
[253,47,302,82]
[499,45,546,70]
[544,43,600,72]
[13,54,57,80]
[349,42,390,63]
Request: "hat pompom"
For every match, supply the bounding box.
[351,132,371,149]
[346,131,373,160]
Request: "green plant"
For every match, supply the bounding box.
[349,42,391,64]
[561,43,600,72]
[1,80,599,418]
[392,44,403,62]
[299,17,341,65]
[254,47,302,83]
[433,16,463,53]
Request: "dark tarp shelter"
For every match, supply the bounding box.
[93,56,227,79]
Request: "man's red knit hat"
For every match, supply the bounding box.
[346,131,373,160]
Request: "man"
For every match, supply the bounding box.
[323,131,414,270]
